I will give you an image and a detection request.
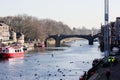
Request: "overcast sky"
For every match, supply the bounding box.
[0,0,120,29]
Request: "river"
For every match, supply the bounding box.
[0,40,103,80]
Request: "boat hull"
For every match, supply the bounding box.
[0,52,24,58]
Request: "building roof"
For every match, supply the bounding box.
[0,22,9,28]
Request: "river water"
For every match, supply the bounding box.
[0,40,103,80]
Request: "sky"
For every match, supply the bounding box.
[0,0,120,29]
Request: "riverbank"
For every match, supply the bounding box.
[86,55,120,80]
[0,41,35,51]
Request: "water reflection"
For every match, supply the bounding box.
[0,57,24,63]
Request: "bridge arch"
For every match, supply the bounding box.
[44,34,99,47]
[44,37,56,47]
[44,35,60,47]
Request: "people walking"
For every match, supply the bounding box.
[79,71,87,80]
[83,71,87,80]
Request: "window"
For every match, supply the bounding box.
[2,50,5,53]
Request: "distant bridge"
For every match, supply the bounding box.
[44,33,100,47]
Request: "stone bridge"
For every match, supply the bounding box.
[44,34,100,47]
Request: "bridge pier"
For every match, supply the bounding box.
[89,39,94,45]
[55,38,60,47]
[44,40,47,47]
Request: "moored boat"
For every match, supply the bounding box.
[0,45,24,58]
[34,43,45,48]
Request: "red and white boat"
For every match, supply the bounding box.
[0,45,24,58]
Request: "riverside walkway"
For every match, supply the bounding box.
[89,55,120,80]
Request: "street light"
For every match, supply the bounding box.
[104,0,110,60]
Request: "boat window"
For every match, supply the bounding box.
[15,50,17,52]
[2,50,5,53]
[6,49,9,53]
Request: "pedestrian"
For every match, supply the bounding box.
[79,76,84,80]
[83,71,87,80]
[106,69,111,80]
[51,54,54,57]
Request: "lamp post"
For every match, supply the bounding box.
[104,0,110,60]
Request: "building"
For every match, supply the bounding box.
[109,17,120,48]
[0,21,24,45]
[100,17,120,51]
[114,17,120,46]
[0,21,10,41]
